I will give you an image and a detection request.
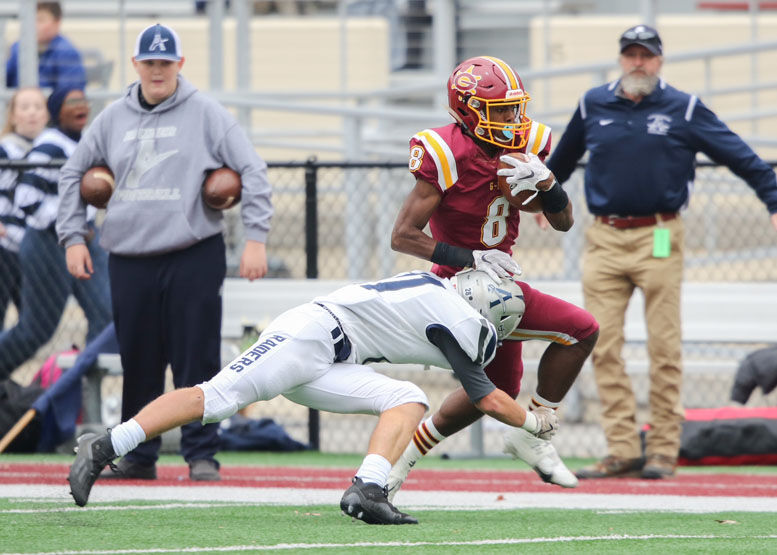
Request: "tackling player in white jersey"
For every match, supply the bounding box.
[67,270,557,524]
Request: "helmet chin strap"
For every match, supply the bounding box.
[447,106,477,140]
[450,113,480,143]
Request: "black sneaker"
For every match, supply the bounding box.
[68,433,117,507]
[99,457,157,480]
[340,477,418,525]
[189,459,220,481]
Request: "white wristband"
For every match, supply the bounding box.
[520,411,538,434]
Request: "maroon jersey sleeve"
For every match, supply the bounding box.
[408,125,464,194]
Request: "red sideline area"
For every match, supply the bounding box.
[683,454,777,466]
[684,407,777,420]
[2,463,777,498]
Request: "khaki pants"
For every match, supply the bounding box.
[582,217,685,460]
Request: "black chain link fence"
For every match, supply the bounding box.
[3,160,777,457]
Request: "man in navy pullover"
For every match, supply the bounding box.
[547,24,777,480]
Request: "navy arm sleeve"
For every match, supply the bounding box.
[546,103,588,185]
[427,327,496,403]
[688,100,777,214]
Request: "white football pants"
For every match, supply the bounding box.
[199,303,428,423]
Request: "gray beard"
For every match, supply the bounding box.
[620,72,659,97]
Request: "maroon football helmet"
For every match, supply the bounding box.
[447,55,532,149]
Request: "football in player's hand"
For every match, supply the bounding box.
[80,166,115,209]
[497,152,544,213]
[202,167,241,210]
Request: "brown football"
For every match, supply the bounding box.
[80,166,115,209]
[497,152,544,213]
[202,167,241,210]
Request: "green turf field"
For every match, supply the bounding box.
[1,452,776,554]
[2,500,775,553]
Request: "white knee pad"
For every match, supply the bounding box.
[200,381,240,424]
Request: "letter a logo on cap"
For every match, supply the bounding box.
[149,30,168,52]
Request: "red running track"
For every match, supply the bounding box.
[2,462,776,498]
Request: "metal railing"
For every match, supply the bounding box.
[3,2,777,160]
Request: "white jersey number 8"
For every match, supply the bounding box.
[482,196,509,247]
[408,145,425,172]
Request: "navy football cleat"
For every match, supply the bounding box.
[340,477,418,525]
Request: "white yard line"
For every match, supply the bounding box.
[3,535,777,555]
[2,484,776,512]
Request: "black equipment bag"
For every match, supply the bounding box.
[0,379,43,452]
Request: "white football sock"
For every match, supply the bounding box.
[356,453,392,486]
[110,418,146,457]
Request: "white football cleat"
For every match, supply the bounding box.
[502,428,578,488]
[386,449,417,503]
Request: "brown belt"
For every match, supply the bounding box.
[595,212,678,229]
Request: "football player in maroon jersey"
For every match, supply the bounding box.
[389,56,599,497]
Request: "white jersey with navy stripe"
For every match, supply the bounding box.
[15,127,96,231]
[316,271,498,370]
[200,271,495,423]
[0,133,33,252]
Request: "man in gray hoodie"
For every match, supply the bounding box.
[56,23,273,481]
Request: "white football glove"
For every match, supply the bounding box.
[531,406,559,440]
[521,406,559,439]
[472,249,522,281]
[497,153,552,204]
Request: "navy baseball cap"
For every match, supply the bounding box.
[133,23,182,61]
[619,24,663,56]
